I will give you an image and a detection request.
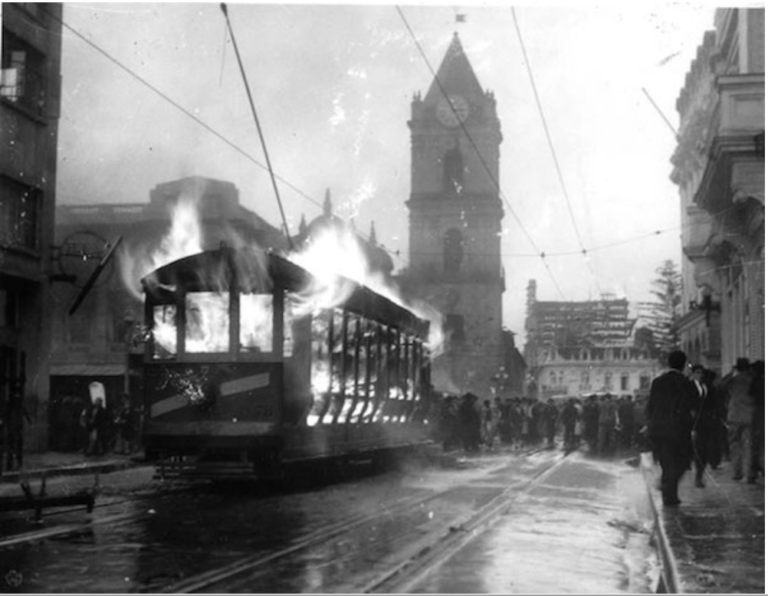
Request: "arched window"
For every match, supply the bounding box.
[442,146,464,194]
[443,228,463,274]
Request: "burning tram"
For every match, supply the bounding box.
[140,245,433,479]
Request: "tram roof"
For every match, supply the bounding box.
[141,247,429,340]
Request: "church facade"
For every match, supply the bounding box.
[399,33,506,398]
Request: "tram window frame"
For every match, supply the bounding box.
[353,318,374,423]
[150,303,178,360]
[343,312,363,424]
[238,291,274,356]
[184,291,230,355]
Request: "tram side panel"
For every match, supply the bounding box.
[142,360,283,456]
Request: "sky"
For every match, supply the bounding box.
[55,1,724,341]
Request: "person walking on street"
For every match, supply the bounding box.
[532,400,545,445]
[510,398,524,449]
[481,399,498,449]
[498,398,512,446]
[597,394,618,456]
[542,399,558,449]
[646,350,698,506]
[724,358,756,483]
[458,393,481,453]
[617,395,635,451]
[561,398,579,450]
[691,366,722,487]
[82,397,108,456]
[114,393,136,455]
[583,395,599,453]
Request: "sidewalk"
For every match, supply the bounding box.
[642,453,765,593]
[0,451,142,485]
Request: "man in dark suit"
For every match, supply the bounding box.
[646,350,698,506]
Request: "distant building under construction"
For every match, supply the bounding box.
[524,280,660,399]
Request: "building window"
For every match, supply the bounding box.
[580,371,590,391]
[443,228,463,275]
[445,313,465,343]
[1,29,46,117]
[604,372,612,390]
[0,289,18,328]
[621,374,629,391]
[442,146,464,194]
[639,375,650,390]
[0,176,40,251]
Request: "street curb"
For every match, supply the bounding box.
[0,459,141,484]
[640,452,681,594]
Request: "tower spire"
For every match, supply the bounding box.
[424,31,484,104]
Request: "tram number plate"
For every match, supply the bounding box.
[253,403,275,420]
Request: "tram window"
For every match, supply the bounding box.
[240,293,273,353]
[306,310,332,427]
[185,292,229,353]
[152,304,177,359]
[327,309,344,423]
[283,298,295,357]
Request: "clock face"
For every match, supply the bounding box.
[436,95,469,127]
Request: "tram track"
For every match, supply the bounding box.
[359,450,572,594]
[159,447,570,593]
[0,483,195,548]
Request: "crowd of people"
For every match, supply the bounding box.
[646,352,764,506]
[434,352,765,508]
[51,392,139,457]
[435,391,648,456]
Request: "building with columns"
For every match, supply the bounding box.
[671,8,764,374]
[399,33,507,398]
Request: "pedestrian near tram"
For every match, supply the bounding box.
[542,399,558,449]
[646,350,698,506]
[561,398,579,450]
[690,365,721,487]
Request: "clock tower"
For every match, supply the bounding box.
[402,33,505,398]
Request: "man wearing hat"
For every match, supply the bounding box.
[646,350,698,506]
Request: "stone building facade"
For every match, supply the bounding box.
[399,33,506,398]
[1,3,63,455]
[671,8,765,374]
[524,281,660,399]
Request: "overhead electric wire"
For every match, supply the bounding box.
[44,8,327,220]
[47,6,718,284]
[511,7,603,297]
[395,5,568,300]
[46,7,417,265]
[219,3,294,249]
[642,87,680,140]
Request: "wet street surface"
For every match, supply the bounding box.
[653,463,765,594]
[0,448,659,593]
[402,452,658,594]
